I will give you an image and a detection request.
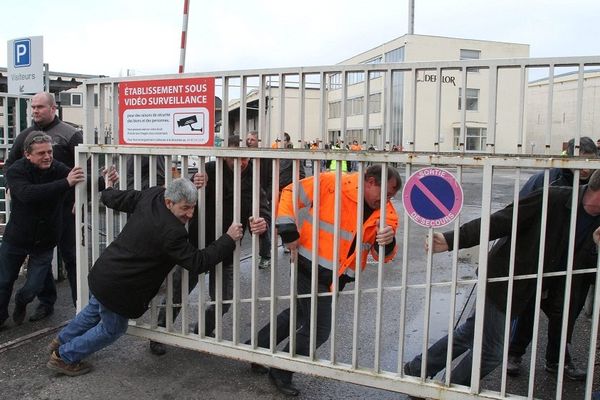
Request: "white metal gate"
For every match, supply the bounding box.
[74,57,600,399]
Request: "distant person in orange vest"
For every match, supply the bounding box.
[349,140,362,170]
[249,164,401,396]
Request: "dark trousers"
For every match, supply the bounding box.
[259,229,271,259]
[38,206,77,307]
[157,262,233,336]
[509,276,592,364]
[255,258,349,383]
[0,242,54,322]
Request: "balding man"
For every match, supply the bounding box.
[4,92,83,320]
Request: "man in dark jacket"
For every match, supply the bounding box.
[506,136,597,379]
[246,131,274,269]
[46,177,244,376]
[149,135,269,355]
[0,133,85,328]
[404,170,600,387]
[4,92,83,318]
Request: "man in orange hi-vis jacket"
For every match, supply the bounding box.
[251,164,401,396]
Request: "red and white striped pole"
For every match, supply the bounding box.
[178,0,190,74]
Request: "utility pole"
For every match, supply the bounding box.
[179,0,190,73]
[408,0,415,34]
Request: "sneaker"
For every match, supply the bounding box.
[545,360,586,381]
[258,257,271,270]
[12,302,27,325]
[47,351,92,376]
[149,340,167,356]
[506,355,522,377]
[48,337,60,354]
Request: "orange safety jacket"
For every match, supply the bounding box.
[276,172,399,278]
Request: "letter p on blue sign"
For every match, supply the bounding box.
[14,39,31,67]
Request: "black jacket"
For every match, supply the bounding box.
[444,186,599,315]
[4,158,72,250]
[188,160,270,264]
[89,186,236,318]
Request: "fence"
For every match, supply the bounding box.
[74,143,600,400]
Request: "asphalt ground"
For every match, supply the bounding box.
[1,166,599,399]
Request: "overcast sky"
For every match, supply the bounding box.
[2,0,599,77]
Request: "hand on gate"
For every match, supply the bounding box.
[67,166,86,187]
[192,172,208,189]
[101,165,119,188]
[284,240,298,253]
[425,232,449,253]
[226,222,244,242]
[248,216,267,235]
[375,220,395,246]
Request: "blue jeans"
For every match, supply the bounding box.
[0,241,55,322]
[405,296,506,386]
[58,295,129,364]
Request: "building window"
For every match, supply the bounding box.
[59,92,71,106]
[329,73,342,90]
[366,56,383,79]
[72,93,82,106]
[458,88,479,111]
[347,72,365,86]
[328,101,341,118]
[385,47,405,63]
[453,127,487,151]
[346,97,364,116]
[460,49,481,72]
[368,128,382,149]
[58,92,84,107]
[368,93,381,113]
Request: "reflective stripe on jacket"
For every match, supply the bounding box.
[276,172,399,277]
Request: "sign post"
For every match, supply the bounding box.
[7,36,44,94]
[402,167,463,228]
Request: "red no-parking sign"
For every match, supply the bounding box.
[402,167,463,228]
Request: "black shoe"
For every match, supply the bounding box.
[149,340,167,356]
[506,355,522,377]
[403,361,418,377]
[250,363,269,374]
[29,305,54,322]
[545,361,587,381]
[268,371,299,396]
[12,302,27,325]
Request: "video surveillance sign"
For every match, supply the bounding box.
[7,36,44,94]
[118,77,215,146]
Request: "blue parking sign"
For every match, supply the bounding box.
[14,39,31,67]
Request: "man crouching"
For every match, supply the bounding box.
[47,176,243,376]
